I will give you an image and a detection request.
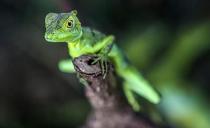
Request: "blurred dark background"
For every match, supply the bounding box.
[0,0,210,128]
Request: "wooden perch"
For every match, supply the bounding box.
[73,55,157,128]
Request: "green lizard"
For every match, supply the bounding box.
[44,10,160,111]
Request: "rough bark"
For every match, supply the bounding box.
[73,55,157,128]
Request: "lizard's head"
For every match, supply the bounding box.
[45,10,82,43]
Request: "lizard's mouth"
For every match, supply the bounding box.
[44,32,71,42]
[45,26,83,43]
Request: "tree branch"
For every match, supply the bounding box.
[73,55,157,128]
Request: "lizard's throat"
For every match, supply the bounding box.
[71,29,83,42]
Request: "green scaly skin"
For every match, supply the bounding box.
[44,10,160,111]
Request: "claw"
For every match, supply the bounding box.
[91,56,101,65]
[91,54,108,79]
[104,60,108,78]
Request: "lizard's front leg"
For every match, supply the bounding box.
[91,35,115,78]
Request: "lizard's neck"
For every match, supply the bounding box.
[66,27,85,58]
[66,27,98,58]
[67,39,82,58]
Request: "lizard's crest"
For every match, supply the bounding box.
[45,10,82,43]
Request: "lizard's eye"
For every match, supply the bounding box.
[67,20,73,28]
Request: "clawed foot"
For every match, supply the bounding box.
[91,54,108,79]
